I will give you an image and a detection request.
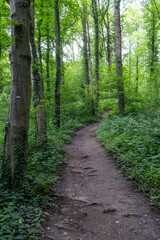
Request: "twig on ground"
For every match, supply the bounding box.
[46,235,55,240]
[81,202,102,208]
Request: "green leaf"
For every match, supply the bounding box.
[14,236,24,240]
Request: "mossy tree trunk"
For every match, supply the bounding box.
[0,10,1,58]
[104,3,111,74]
[87,21,95,116]
[135,56,139,94]
[92,0,99,107]
[54,0,61,127]
[2,0,31,188]
[115,0,125,115]
[37,20,43,77]
[30,0,47,147]
[82,5,89,92]
[46,22,50,93]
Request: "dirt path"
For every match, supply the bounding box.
[42,123,160,240]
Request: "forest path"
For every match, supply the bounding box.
[42,123,160,240]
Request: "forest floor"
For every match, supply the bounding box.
[41,123,160,240]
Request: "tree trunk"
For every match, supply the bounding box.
[0,10,1,58]
[151,14,155,74]
[105,12,111,74]
[30,0,47,147]
[104,17,112,92]
[82,6,89,90]
[61,44,65,85]
[2,0,31,188]
[54,0,61,127]
[92,0,100,107]
[102,27,108,63]
[37,21,43,77]
[87,21,95,115]
[114,0,125,114]
[135,56,139,94]
[46,22,50,92]
[37,0,43,76]
[128,39,132,92]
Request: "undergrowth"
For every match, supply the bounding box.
[0,101,97,240]
[0,185,46,240]
[97,113,160,207]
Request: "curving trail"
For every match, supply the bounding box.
[42,123,160,240]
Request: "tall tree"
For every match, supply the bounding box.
[92,0,100,107]
[82,4,89,91]
[87,21,95,115]
[0,10,1,58]
[147,4,159,109]
[54,0,61,127]
[148,11,158,74]
[114,0,125,114]
[2,0,31,188]
[46,22,50,92]
[135,56,139,94]
[30,0,47,146]
[106,4,111,74]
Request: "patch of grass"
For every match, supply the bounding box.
[97,113,160,206]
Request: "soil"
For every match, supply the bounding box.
[41,123,160,240]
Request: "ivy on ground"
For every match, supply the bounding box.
[0,103,98,240]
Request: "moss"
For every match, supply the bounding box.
[2,127,29,190]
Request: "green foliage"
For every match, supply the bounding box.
[1,0,160,238]
[97,113,160,206]
[0,183,45,240]
[27,99,96,195]
[0,102,95,239]
[0,77,96,238]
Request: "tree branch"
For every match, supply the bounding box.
[62,20,77,32]
[138,0,154,13]
[99,0,110,24]
[152,0,160,18]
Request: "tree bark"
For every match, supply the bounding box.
[61,44,65,85]
[87,21,95,115]
[37,0,43,77]
[54,0,61,127]
[0,10,1,58]
[37,21,43,77]
[46,22,50,92]
[128,39,132,92]
[82,6,89,90]
[102,27,108,63]
[150,12,156,74]
[30,0,47,147]
[135,56,139,94]
[114,0,125,114]
[104,16,112,92]
[2,0,31,188]
[92,0,100,107]
[105,14,111,74]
